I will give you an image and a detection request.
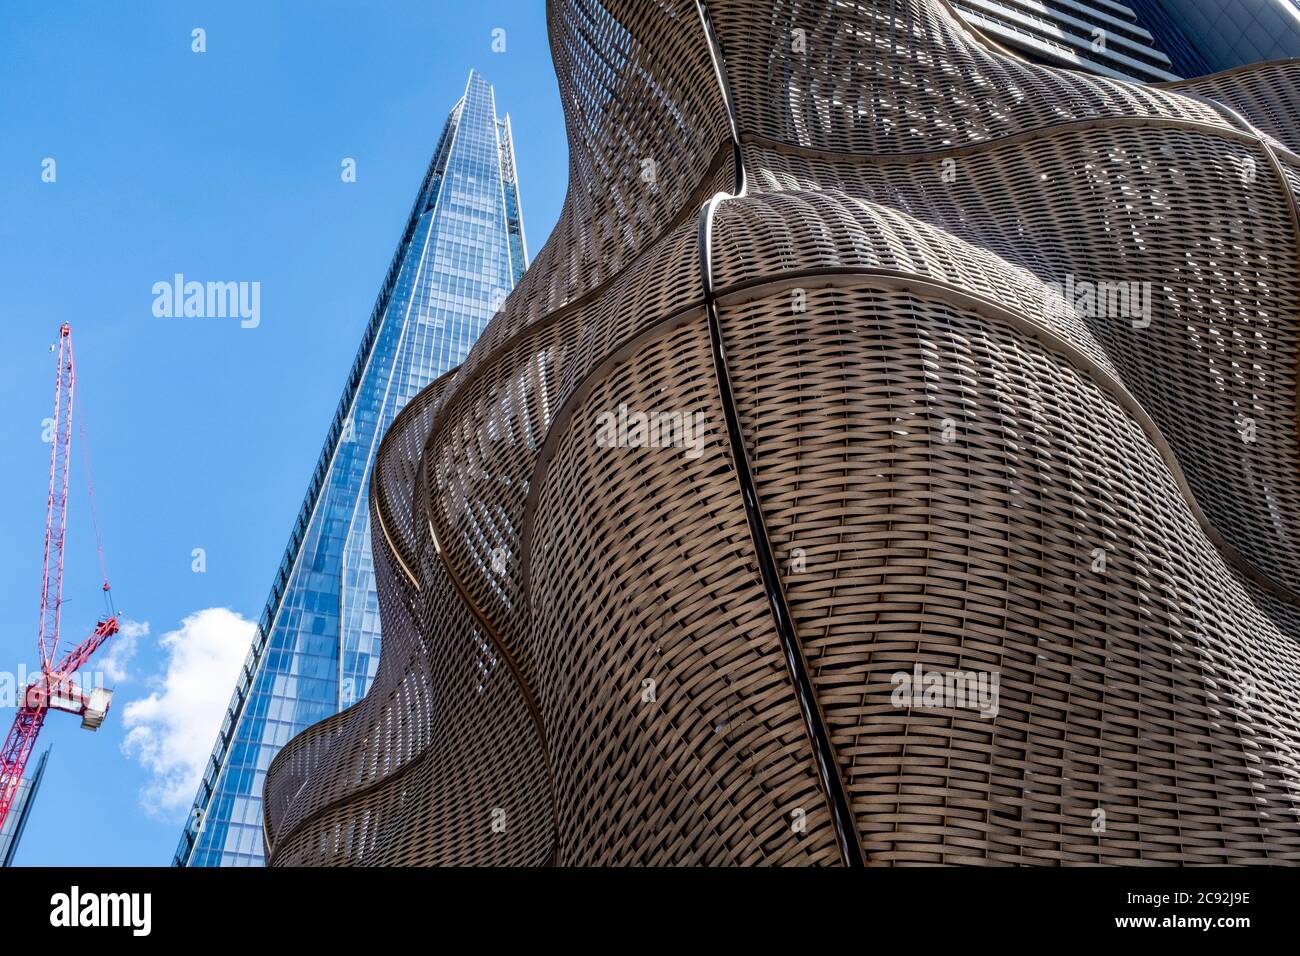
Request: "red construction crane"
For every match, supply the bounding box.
[0,323,119,832]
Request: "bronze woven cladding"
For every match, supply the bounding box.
[264,0,1300,865]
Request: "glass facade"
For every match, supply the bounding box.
[1148,0,1300,73]
[173,70,527,867]
[0,747,48,867]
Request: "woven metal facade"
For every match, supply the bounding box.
[265,0,1300,866]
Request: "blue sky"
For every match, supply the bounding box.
[0,0,567,866]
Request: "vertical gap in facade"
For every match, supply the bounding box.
[694,0,865,868]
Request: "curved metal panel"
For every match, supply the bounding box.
[267,0,1300,866]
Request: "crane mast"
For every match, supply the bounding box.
[0,324,119,833]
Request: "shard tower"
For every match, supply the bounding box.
[175,70,528,866]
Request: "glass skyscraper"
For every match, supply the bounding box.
[951,0,1190,80]
[1145,0,1300,72]
[947,1,1300,82]
[174,70,528,867]
[0,747,47,867]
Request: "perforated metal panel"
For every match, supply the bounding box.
[266,0,1300,866]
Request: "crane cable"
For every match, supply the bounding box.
[73,389,115,619]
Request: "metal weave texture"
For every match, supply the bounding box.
[265,0,1300,866]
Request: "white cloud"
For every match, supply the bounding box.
[121,608,255,817]
[99,618,147,683]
